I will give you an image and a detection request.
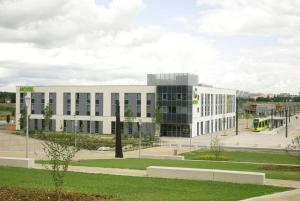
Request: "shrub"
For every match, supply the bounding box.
[191,155,230,161]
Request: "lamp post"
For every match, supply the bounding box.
[25,94,31,158]
[138,118,142,159]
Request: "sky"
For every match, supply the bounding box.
[0,0,299,94]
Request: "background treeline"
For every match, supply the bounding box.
[0,92,16,103]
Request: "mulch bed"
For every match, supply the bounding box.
[0,187,114,201]
[259,164,300,172]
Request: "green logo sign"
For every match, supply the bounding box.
[19,86,34,92]
[193,88,199,105]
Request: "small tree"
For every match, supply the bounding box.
[124,109,134,137]
[210,135,224,160]
[42,136,79,200]
[43,104,53,131]
[6,114,10,124]
[19,106,28,134]
[287,136,300,163]
[152,107,163,136]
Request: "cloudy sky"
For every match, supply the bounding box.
[0,0,299,94]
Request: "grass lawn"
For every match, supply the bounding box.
[182,150,300,165]
[66,158,300,181]
[0,167,291,201]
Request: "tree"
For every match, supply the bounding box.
[245,113,251,129]
[124,108,134,136]
[19,106,28,134]
[115,100,123,158]
[152,107,163,136]
[210,135,224,160]
[43,104,53,131]
[287,136,300,163]
[42,135,79,200]
[6,115,10,124]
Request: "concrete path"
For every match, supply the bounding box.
[34,163,147,177]
[241,189,300,201]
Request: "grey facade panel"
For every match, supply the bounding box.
[19,92,27,113]
[95,93,103,116]
[49,93,56,115]
[63,93,71,115]
[111,93,119,116]
[124,93,141,117]
[29,119,55,131]
[147,73,198,86]
[31,93,45,114]
[76,93,90,116]
[146,93,155,117]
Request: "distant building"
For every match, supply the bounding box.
[16,73,236,138]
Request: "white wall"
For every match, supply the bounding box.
[191,86,236,137]
[16,85,156,134]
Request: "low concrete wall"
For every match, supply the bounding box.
[147,166,265,185]
[0,157,35,168]
[141,154,184,160]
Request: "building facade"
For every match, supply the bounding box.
[16,73,236,137]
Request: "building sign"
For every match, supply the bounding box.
[192,88,199,105]
[19,86,34,92]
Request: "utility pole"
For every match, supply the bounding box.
[285,107,288,138]
[270,109,273,130]
[236,97,238,136]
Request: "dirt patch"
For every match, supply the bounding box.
[0,187,114,201]
[259,164,300,172]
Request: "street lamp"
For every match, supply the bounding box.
[138,118,142,159]
[25,94,31,158]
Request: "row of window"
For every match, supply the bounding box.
[196,117,236,136]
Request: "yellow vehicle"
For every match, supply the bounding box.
[253,117,270,132]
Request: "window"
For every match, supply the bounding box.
[162,93,167,100]
[137,113,141,117]
[96,100,100,104]
[136,100,141,105]
[147,100,151,105]
[177,93,182,100]
[67,111,71,115]
[147,113,151,117]
[125,100,129,104]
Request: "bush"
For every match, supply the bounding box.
[191,155,230,161]
[17,131,160,151]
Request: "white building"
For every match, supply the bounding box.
[16,73,236,138]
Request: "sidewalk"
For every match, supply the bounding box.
[34,164,147,177]
[241,189,300,201]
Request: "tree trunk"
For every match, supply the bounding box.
[115,100,123,158]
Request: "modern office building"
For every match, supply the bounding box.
[16,73,236,137]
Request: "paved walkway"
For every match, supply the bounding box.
[241,189,300,201]
[34,164,147,177]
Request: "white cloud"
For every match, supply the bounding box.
[0,0,299,94]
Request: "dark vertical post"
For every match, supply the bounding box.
[285,107,288,138]
[289,107,291,123]
[236,97,238,136]
[270,109,273,130]
[115,100,123,158]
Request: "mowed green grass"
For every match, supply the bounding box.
[182,150,300,165]
[0,167,291,201]
[67,158,300,181]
